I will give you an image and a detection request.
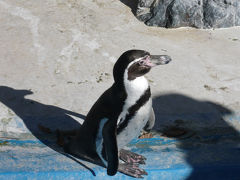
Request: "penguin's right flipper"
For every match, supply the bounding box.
[118,163,148,178]
[102,120,119,176]
[119,149,146,164]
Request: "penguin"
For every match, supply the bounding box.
[60,50,172,178]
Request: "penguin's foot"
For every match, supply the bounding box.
[119,149,146,164]
[138,131,153,139]
[118,163,147,178]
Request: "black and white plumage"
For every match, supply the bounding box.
[61,50,171,178]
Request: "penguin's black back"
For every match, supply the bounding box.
[78,84,126,139]
[66,84,126,166]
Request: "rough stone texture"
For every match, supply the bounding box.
[136,0,240,28]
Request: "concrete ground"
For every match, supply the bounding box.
[0,0,240,179]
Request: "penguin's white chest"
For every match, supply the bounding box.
[116,74,152,149]
[117,99,152,149]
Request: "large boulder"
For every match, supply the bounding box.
[136,0,240,28]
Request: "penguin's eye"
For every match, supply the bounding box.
[138,60,145,66]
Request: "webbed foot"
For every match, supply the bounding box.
[138,131,153,139]
[119,149,146,164]
[118,163,147,178]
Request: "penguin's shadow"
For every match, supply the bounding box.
[0,86,98,174]
[152,93,240,179]
[0,86,85,137]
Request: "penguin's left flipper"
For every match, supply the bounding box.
[119,149,146,164]
[139,108,155,139]
[118,163,148,178]
[143,108,155,132]
[102,120,119,176]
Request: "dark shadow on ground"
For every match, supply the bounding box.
[0,86,97,174]
[119,0,138,15]
[152,93,240,180]
[0,86,85,136]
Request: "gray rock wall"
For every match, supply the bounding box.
[136,0,240,28]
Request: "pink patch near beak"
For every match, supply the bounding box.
[143,56,155,67]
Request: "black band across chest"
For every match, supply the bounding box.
[117,87,151,134]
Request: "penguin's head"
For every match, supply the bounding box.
[113,50,171,82]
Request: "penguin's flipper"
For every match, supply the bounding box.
[118,163,148,178]
[119,149,146,164]
[102,120,119,176]
[143,108,155,132]
[139,108,155,139]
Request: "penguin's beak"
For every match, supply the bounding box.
[149,55,172,66]
[138,55,172,68]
